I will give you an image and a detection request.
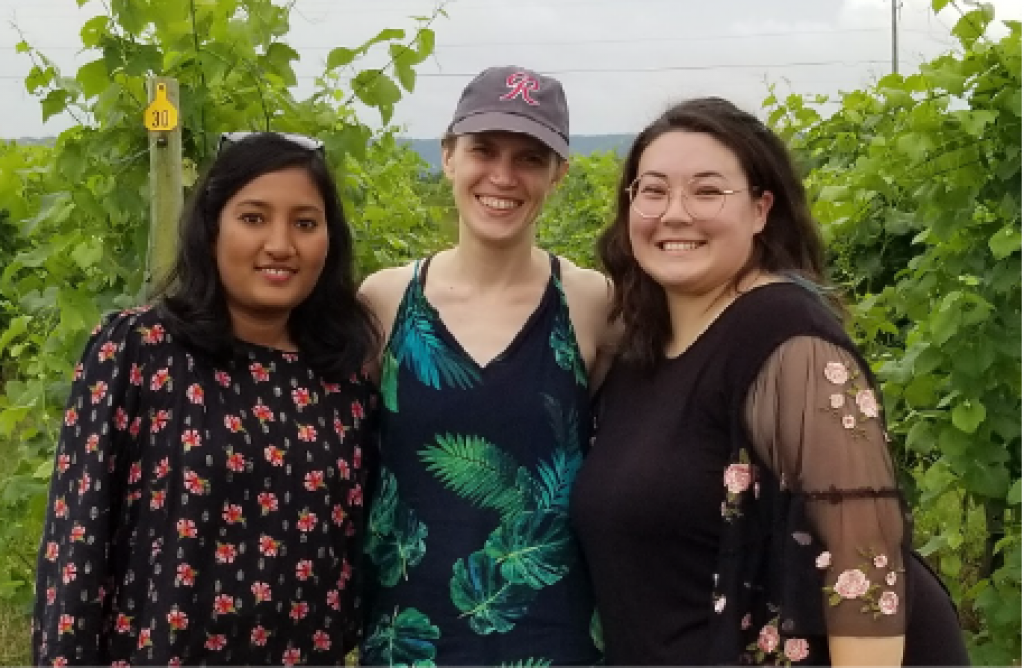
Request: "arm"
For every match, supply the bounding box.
[32,312,143,666]
[745,336,906,667]
[557,259,621,393]
[357,264,415,386]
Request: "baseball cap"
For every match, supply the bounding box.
[448,66,570,159]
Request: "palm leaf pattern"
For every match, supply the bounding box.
[367,467,429,586]
[419,434,530,520]
[391,287,481,393]
[363,606,440,667]
[500,660,553,668]
[549,276,587,387]
[532,395,583,511]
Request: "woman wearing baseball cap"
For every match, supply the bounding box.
[358,66,616,666]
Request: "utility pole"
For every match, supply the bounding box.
[891,0,900,74]
[143,77,183,292]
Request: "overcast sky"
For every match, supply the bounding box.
[1,0,1020,139]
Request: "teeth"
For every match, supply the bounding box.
[663,241,703,251]
[261,268,292,276]
[478,196,519,210]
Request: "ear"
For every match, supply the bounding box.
[441,140,457,181]
[752,189,774,234]
[551,158,570,187]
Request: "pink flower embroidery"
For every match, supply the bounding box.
[815,551,832,569]
[824,361,849,384]
[879,591,899,615]
[841,415,857,429]
[829,393,845,408]
[757,624,780,653]
[740,613,752,630]
[724,463,752,494]
[885,571,898,586]
[873,554,888,569]
[856,389,879,418]
[834,569,870,599]
[784,638,810,661]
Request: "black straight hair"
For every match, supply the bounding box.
[153,132,380,380]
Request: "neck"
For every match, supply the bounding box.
[663,271,772,358]
[448,234,541,290]
[229,309,296,351]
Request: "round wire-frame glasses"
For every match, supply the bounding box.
[626,174,758,222]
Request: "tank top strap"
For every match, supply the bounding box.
[417,253,438,289]
[547,251,561,281]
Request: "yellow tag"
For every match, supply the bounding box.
[144,83,179,131]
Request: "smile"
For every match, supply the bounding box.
[477,195,521,211]
[258,267,296,279]
[660,241,705,251]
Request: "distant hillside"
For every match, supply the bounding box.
[401,134,633,170]
[6,134,634,169]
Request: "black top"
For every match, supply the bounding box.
[361,254,601,666]
[33,306,377,666]
[571,283,968,665]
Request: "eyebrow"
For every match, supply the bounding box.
[233,200,325,215]
[640,170,728,180]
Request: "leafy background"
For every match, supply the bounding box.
[0,0,1019,664]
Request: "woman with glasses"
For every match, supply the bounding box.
[570,98,968,666]
[32,132,378,666]
[357,66,616,666]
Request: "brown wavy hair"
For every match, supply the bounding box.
[597,97,839,367]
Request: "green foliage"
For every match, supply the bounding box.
[766,8,1021,664]
[538,151,621,268]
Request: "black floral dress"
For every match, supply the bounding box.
[32,306,377,666]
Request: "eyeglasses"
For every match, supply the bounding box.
[626,174,757,222]
[217,132,325,156]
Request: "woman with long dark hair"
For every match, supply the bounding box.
[32,133,379,666]
[571,98,969,666]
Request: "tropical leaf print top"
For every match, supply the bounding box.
[362,254,600,667]
[33,306,376,666]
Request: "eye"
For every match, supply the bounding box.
[519,153,548,167]
[295,218,320,230]
[639,184,668,197]
[239,212,264,225]
[692,185,725,198]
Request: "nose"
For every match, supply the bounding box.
[660,189,693,226]
[263,218,296,257]
[488,154,518,187]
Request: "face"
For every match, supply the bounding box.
[442,132,567,246]
[215,166,329,327]
[627,130,773,298]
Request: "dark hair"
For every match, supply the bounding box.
[154,132,380,380]
[597,97,839,367]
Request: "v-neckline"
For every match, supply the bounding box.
[417,263,556,372]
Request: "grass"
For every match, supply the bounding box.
[0,599,31,666]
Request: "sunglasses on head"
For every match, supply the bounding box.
[217,132,326,156]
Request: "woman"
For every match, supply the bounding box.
[32,132,379,666]
[357,66,616,666]
[571,98,969,666]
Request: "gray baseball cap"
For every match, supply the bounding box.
[448,66,570,158]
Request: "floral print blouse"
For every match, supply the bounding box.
[32,306,376,666]
[739,335,906,663]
